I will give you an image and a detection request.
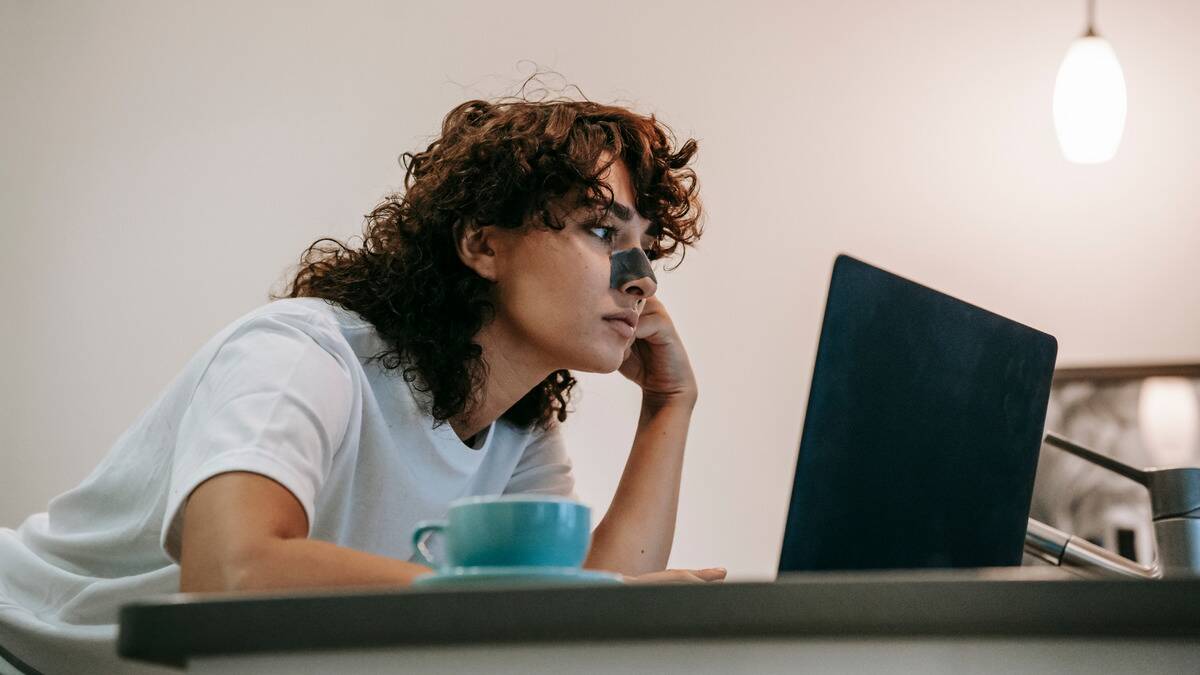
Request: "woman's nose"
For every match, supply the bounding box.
[620,271,657,299]
[609,247,658,298]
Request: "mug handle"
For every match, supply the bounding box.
[412,520,447,567]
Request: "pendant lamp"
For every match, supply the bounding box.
[1053,0,1127,164]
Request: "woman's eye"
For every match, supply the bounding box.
[588,225,615,241]
[588,223,660,261]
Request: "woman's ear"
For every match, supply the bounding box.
[455,221,500,282]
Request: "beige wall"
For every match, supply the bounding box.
[2,0,1197,579]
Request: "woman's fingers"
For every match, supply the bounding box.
[623,567,727,584]
[633,309,668,341]
[639,295,665,315]
[693,567,728,582]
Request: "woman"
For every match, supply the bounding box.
[0,97,724,674]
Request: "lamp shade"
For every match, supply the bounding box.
[1053,36,1127,164]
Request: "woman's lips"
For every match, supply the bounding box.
[604,318,635,339]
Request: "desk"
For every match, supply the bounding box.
[119,568,1200,674]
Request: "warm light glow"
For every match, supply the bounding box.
[1138,377,1200,467]
[1053,36,1127,164]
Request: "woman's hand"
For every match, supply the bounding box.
[622,567,727,584]
[618,296,698,407]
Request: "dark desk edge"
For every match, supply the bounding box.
[117,569,1200,669]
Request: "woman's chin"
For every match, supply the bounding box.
[568,349,627,375]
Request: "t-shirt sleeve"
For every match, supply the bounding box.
[160,314,355,564]
[503,421,578,499]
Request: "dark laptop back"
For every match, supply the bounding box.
[778,255,1058,572]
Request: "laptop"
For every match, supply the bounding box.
[778,254,1058,572]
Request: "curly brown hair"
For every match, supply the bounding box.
[272,94,703,431]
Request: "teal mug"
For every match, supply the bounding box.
[412,495,591,569]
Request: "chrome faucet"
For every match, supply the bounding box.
[1024,432,1200,579]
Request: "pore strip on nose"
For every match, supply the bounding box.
[609,247,657,290]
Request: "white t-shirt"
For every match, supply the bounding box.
[0,297,576,674]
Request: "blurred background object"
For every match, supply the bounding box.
[1030,364,1200,565]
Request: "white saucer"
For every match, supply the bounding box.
[411,566,624,588]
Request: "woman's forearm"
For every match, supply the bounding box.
[583,395,695,576]
[183,538,433,593]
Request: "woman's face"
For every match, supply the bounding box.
[489,159,660,374]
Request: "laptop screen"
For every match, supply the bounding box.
[778,255,1058,572]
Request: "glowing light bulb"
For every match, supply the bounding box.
[1053,34,1127,164]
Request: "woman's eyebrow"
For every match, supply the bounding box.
[604,201,661,242]
[608,201,633,221]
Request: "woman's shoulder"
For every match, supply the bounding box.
[254,297,370,328]
[226,298,373,342]
[195,298,377,370]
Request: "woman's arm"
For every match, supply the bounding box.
[582,395,695,576]
[581,293,721,579]
[179,471,432,592]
